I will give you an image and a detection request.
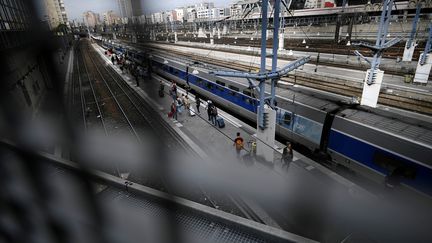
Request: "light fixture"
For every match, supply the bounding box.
[250,37,254,40]
[302,39,306,44]
[192,69,199,75]
[305,46,309,49]
[288,50,294,55]
[317,32,320,36]
[163,59,168,64]
[346,41,351,46]
[387,33,390,37]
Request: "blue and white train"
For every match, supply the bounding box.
[101,41,432,198]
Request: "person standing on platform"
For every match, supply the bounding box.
[233,132,244,158]
[281,142,293,168]
[210,105,218,125]
[111,55,115,64]
[195,96,201,114]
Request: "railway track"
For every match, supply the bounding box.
[141,43,432,115]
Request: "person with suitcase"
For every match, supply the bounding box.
[210,105,218,125]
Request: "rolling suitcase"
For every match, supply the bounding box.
[216,116,225,128]
[189,107,196,116]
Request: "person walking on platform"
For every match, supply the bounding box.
[206,100,213,122]
[111,55,115,65]
[159,80,165,97]
[195,96,201,114]
[281,142,293,169]
[176,97,183,114]
[233,132,244,158]
[170,82,177,100]
[170,101,177,120]
[132,67,139,87]
[184,96,191,115]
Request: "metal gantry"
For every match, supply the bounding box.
[353,0,401,85]
[407,3,422,49]
[210,0,309,130]
[420,23,432,65]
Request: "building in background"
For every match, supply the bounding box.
[103,11,120,26]
[42,0,69,30]
[151,12,164,24]
[83,11,100,27]
[174,8,186,22]
[131,0,144,17]
[186,6,197,22]
[118,0,133,18]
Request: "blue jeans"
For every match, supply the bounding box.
[211,115,216,125]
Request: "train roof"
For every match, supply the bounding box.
[339,109,432,147]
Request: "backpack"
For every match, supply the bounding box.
[211,106,218,116]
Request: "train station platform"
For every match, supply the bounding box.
[91,43,383,242]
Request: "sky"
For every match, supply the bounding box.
[64,0,235,20]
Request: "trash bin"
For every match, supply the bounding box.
[404,74,413,83]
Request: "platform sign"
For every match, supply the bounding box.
[360,69,384,108]
[414,53,432,84]
[402,40,416,62]
[256,107,276,163]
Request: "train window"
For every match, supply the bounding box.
[174,70,179,75]
[373,152,416,179]
[243,89,252,97]
[228,85,240,92]
[197,78,204,86]
[206,82,213,90]
[244,97,252,104]
[216,80,225,86]
[216,84,224,92]
[283,112,292,125]
[169,67,173,73]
